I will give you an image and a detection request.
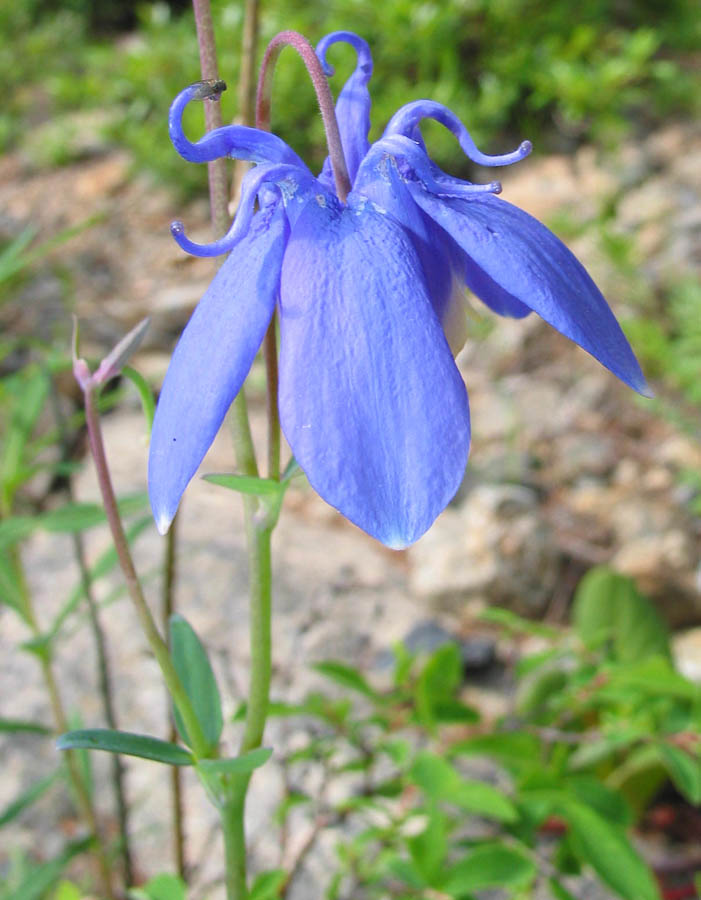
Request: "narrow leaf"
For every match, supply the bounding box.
[410,752,517,822]
[407,804,447,886]
[170,614,223,751]
[441,842,537,894]
[656,742,701,804]
[57,728,193,766]
[563,800,661,900]
[249,869,286,900]
[130,873,187,900]
[4,837,91,900]
[204,473,283,496]
[197,747,273,776]
[0,771,59,827]
[122,365,156,432]
[312,661,377,698]
[0,717,51,735]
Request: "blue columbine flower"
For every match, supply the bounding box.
[148,31,648,549]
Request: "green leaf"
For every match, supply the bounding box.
[0,516,36,550]
[565,774,632,826]
[249,869,286,900]
[409,752,517,822]
[407,804,447,886]
[441,842,537,894]
[415,643,462,730]
[53,880,83,900]
[0,718,51,735]
[608,657,698,700]
[452,731,541,775]
[548,876,579,900]
[122,365,156,432]
[203,473,283,496]
[385,855,426,890]
[567,730,642,771]
[573,567,670,661]
[1,365,49,506]
[478,606,559,638]
[656,742,701,804]
[0,549,30,621]
[42,494,148,534]
[0,771,59,827]
[170,614,223,751]
[129,873,187,900]
[197,747,273,777]
[430,698,480,724]
[40,515,153,645]
[0,495,149,552]
[57,729,193,766]
[3,837,91,900]
[562,800,661,900]
[312,660,377,698]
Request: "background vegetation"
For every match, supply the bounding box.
[2,0,699,188]
[1,1,700,897]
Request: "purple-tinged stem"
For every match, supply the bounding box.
[256,30,351,203]
[82,384,211,761]
[192,0,230,236]
[163,513,187,880]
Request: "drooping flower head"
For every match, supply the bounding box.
[149,31,648,549]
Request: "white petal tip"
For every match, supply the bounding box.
[156,513,173,536]
[383,533,411,551]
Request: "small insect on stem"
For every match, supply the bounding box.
[191,79,228,101]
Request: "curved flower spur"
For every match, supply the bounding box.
[148,30,649,549]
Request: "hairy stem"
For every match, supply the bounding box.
[256,30,351,202]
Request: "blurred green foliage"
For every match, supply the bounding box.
[2,0,699,192]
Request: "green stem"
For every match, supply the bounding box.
[190,4,273,899]
[221,513,273,900]
[240,515,272,754]
[222,789,248,900]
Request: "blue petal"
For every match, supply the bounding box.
[462,257,531,319]
[316,32,373,187]
[171,162,319,257]
[411,190,649,394]
[278,196,470,548]
[354,136,508,342]
[352,145,469,352]
[149,201,288,533]
[384,99,531,168]
[169,84,308,168]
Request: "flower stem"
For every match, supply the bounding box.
[192,0,229,235]
[191,5,273,900]
[163,513,187,880]
[82,385,211,761]
[240,516,272,755]
[256,30,351,202]
[222,512,273,900]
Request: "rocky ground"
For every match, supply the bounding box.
[0,119,700,897]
